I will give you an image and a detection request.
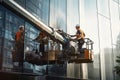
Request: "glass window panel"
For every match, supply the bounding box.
[5,30,12,40]
[98,0,109,17]
[2,49,13,68]
[48,0,67,76]
[26,1,37,13]
[3,10,24,71]
[14,0,25,8]
[110,2,120,80]
[67,0,79,34]
[79,0,101,80]
[24,22,42,71]
[29,32,37,39]
[0,30,2,37]
[40,0,49,25]
[84,1,100,80]
[67,0,80,78]
[113,0,119,3]
[110,1,120,44]
[0,11,3,19]
[98,15,114,80]
[38,3,42,9]
[30,27,37,33]
[26,0,49,25]
[7,14,13,22]
[50,0,67,32]
[16,0,50,25]
[0,38,2,52]
[0,9,4,41]
[27,0,39,6]
[119,4,120,20]
[0,10,4,27]
[99,16,111,48]
[25,22,39,50]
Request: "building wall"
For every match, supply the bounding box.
[0,0,120,80]
[79,0,120,80]
[15,0,49,25]
[0,4,40,72]
[66,0,87,79]
[49,0,67,31]
[0,0,67,77]
[0,5,5,69]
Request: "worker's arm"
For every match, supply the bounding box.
[70,35,76,37]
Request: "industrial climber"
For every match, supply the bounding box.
[13,25,24,70]
[71,24,85,51]
[34,31,48,55]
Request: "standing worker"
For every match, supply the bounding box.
[13,25,24,71]
[34,31,48,56]
[71,24,85,51]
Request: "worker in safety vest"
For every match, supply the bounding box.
[71,24,85,51]
[14,25,24,70]
[15,26,24,44]
[34,31,48,56]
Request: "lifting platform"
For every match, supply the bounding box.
[25,37,94,65]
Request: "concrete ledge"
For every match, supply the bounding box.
[0,70,41,80]
[46,75,89,80]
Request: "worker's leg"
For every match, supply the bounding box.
[13,42,19,71]
[19,43,24,72]
[78,38,84,51]
[14,42,24,72]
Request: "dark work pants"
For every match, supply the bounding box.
[14,41,24,72]
[39,43,45,53]
[78,38,84,51]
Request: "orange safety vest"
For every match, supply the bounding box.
[15,31,24,42]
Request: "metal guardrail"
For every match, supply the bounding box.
[84,38,94,50]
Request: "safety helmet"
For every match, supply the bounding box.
[76,24,80,28]
[19,25,24,30]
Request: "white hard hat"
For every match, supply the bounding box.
[76,24,80,27]
[19,25,24,29]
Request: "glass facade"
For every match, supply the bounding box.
[0,6,5,69]
[79,0,100,80]
[0,0,120,80]
[98,0,109,17]
[49,0,67,31]
[78,0,120,80]
[67,0,81,79]
[15,0,49,25]
[67,0,80,34]
[2,10,24,70]
[49,0,67,76]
